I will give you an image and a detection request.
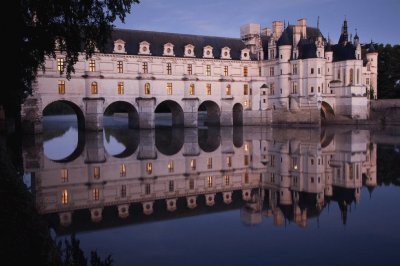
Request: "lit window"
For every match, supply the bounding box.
[207,176,213,188]
[206,65,211,76]
[167,63,172,75]
[57,58,65,73]
[121,185,126,198]
[189,84,195,95]
[58,80,65,94]
[207,157,212,169]
[145,184,151,195]
[244,173,249,184]
[142,62,148,74]
[169,180,174,192]
[167,160,174,173]
[187,64,192,75]
[144,83,150,94]
[117,61,123,73]
[244,155,249,166]
[226,84,231,96]
[91,82,98,94]
[120,164,126,177]
[167,82,173,95]
[243,84,249,95]
[226,156,232,167]
[89,60,96,72]
[146,163,152,174]
[93,188,100,200]
[61,190,68,204]
[224,66,229,76]
[224,175,230,186]
[190,159,196,170]
[244,144,249,151]
[93,167,100,179]
[118,82,124,95]
[243,66,248,77]
[189,179,195,190]
[206,83,212,95]
[292,158,298,170]
[61,168,68,182]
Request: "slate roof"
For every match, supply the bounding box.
[331,42,356,62]
[105,28,249,60]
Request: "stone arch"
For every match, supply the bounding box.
[155,127,184,155]
[233,103,243,126]
[155,100,184,127]
[320,101,335,123]
[198,100,220,126]
[42,100,85,130]
[104,101,139,129]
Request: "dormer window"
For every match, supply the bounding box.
[203,45,213,58]
[221,47,231,59]
[163,43,175,56]
[139,41,151,55]
[185,44,195,57]
[113,39,126,53]
[241,48,250,60]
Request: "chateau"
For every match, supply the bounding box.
[22,18,378,131]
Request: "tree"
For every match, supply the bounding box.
[6,0,140,131]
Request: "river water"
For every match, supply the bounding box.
[22,115,400,265]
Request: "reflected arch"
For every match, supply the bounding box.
[198,127,220,152]
[155,128,184,155]
[233,103,243,126]
[103,127,139,158]
[155,100,184,127]
[198,100,220,126]
[320,101,335,123]
[104,101,139,129]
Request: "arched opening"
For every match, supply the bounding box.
[320,101,335,124]
[42,101,85,162]
[198,101,220,127]
[104,101,139,129]
[233,103,243,126]
[198,127,220,152]
[155,100,184,127]
[320,128,335,148]
[103,127,139,158]
[155,128,184,155]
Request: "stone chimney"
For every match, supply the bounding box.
[297,18,307,38]
[272,21,283,40]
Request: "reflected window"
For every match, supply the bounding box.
[118,82,124,95]
[144,83,150,95]
[142,62,148,74]
[224,175,230,186]
[224,66,229,76]
[244,84,249,95]
[61,168,68,182]
[189,84,195,95]
[146,163,152,174]
[121,185,126,198]
[89,59,96,72]
[206,83,212,95]
[226,84,231,96]
[207,176,213,188]
[91,82,98,94]
[120,164,126,177]
[244,144,249,152]
[145,184,151,195]
[58,80,65,94]
[61,190,68,204]
[167,83,173,95]
[169,180,174,192]
[243,66,248,77]
[168,160,174,173]
[310,177,314,183]
[117,61,123,73]
[93,167,100,179]
[226,156,232,167]
[57,58,65,73]
[189,179,195,190]
[207,157,212,169]
[190,159,196,170]
[244,173,249,184]
[93,188,100,200]
[311,159,314,165]
[244,155,249,166]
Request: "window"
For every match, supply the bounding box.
[224,66,229,76]
[311,68,314,74]
[226,156,232,167]
[244,84,249,95]
[310,177,314,183]
[58,80,65,94]
[356,69,360,84]
[206,65,211,76]
[292,64,297,75]
[311,159,314,165]
[244,155,249,166]
[93,167,100,179]
[366,78,370,85]
[269,67,274,76]
[167,63,172,75]
[61,169,68,182]
[120,164,126,177]
[167,160,174,173]
[224,175,230,186]
[144,83,150,94]
[187,64,192,75]
[292,83,297,94]
[350,68,354,84]
[206,83,212,95]
[226,84,231,95]
[311,86,314,93]
[244,66,248,77]
[142,62,148,74]
[189,84,195,95]
[270,49,275,59]
[169,180,174,192]
[145,184,151,195]
[146,163,152,174]
[337,69,341,79]
[318,86,321,93]
[270,155,275,167]
[318,68,321,74]
[207,176,213,188]
[61,190,68,204]
[117,61,123,73]
[118,82,124,95]
[121,185,126,198]
[91,82,98,94]
[190,159,196,170]
[89,59,96,72]
[258,67,262,76]
[244,173,249,184]
[270,83,275,95]
[93,188,100,200]
[167,83,173,95]
[189,179,195,190]
[207,158,212,169]
[57,58,65,73]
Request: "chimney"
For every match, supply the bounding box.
[272,21,283,40]
[297,18,307,38]
[263,27,272,37]
[293,25,301,46]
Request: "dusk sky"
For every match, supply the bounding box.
[115,0,400,45]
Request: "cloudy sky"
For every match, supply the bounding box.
[115,0,400,45]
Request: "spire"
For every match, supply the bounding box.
[338,17,349,45]
[317,16,320,30]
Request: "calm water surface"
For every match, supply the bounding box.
[24,115,400,266]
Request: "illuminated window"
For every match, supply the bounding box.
[224,66,229,76]
[93,188,100,200]
[142,62,148,74]
[350,68,354,84]
[121,185,126,198]
[57,58,65,73]
[118,82,124,95]
[243,84,249,95]
[167,160,174,173]
[207,176,213,188]
[244,144,249,151]
[244,155,249,166]
[89,59,96,72]
[226,156,232,167]
[207,157,212,169]
[58,80,65,94]
[93,167,100,179]
[120,164,126,177]
[61,168,68,182]
[187,64,192,75]
[206,83,212,95]
[167,63,172,75]
[91,82,98,94]
[144,83,150,94]
[167,82,173,95]
[117,61,123,73]
[189,84,195,95]
[190,159,196,170]
[243,66,248,77]
[292,158,298,170]
[169,180,174,192]
[206,65,211,76]
[189,179,195,190]
[226,84,231,96]
[224,175,230,186]
[292,64,297,75]
[244,173,249,184]
[269,67,274,76]
[61,190,68,204]
[146,163,152,174]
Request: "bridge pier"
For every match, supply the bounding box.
[84,98,104,131]
[136,97,156,129]
[220,99,233,126]
[182,98,199,127]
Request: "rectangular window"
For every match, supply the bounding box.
[167,83,173,95]
[269,83,275,95]
[337,69,341,79]
[57,58,65,73]
[311,68,314,74]
[93,188,100,200]
[224,66,229,76]
[142,62,148,74]
[292,83,297,94]
[366,78,370,85]
[145,184,151,195]
[311,86,314,93]
[224,175,230,186]
[145,83,150,95]
[206,83,212,95]
[190,159,196,170]
[167,160,174,173]
[169,180,174,192]
[269,67,274,76]
[121,185,126,198]
[356,69,360,84]
[167,63,172,75]
[187,64,192,75]
[244,173,249,184]
[243,84,249,95]
[207,176,213,188]
[207,157,213,169]
[270,155,275,167]
[189,179,195,190]
[258,67,262,76]
[146,163,152,174]
[93,167,100,179]
[120,164,126,177]
[61,168,68,182]
[89,60,96,72]
[189,84,195,95]
[226,156,232,167]
[318,68,321,74]
[226,85,231,96]
[118,82,124,95]
[58,80,65,94]
[117,61,123,73]
[61,190,68,204]
[292,64,297,75]
[244,66,248,77]
[91,82,98,94]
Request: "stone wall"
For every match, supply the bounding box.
[370,99,400,125]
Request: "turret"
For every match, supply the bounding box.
[325,38,333,63]
[354,31,361,60]
[277,30,292,62]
